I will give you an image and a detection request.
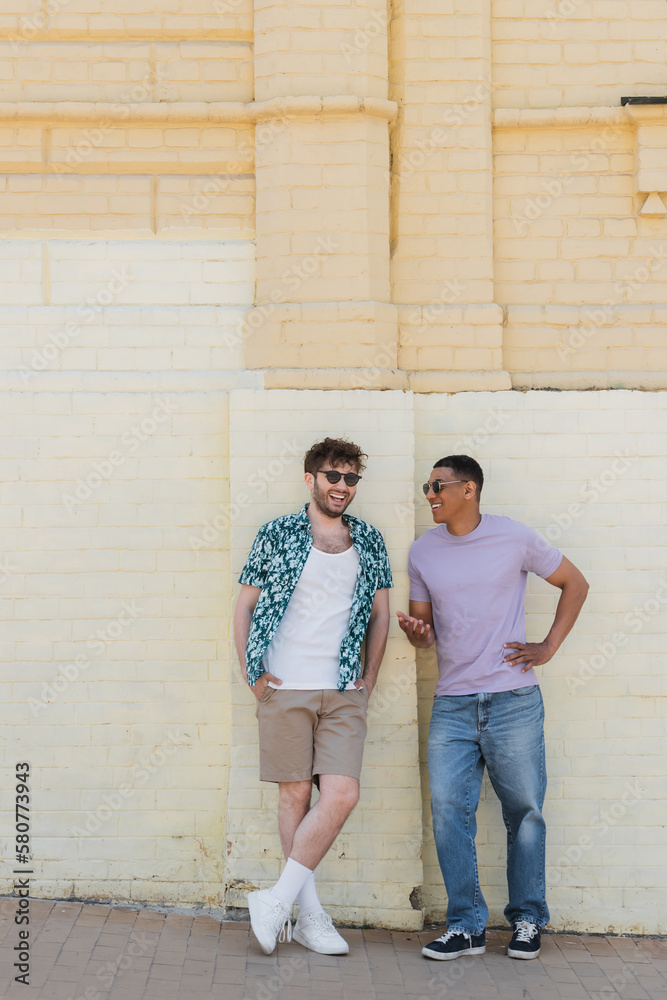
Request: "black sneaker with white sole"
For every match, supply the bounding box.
[508,921,541,959]
[422,928,486,961]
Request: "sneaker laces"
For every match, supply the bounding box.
[268,897,292,943]
[514,921,538,942]
[277,918,292,944]
[437,928,469,944]
[311,912,335,936]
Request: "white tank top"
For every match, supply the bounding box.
[263,544,360,690]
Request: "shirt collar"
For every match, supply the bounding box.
[298,502,361,541]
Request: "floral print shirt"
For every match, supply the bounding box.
[239,503,393,691]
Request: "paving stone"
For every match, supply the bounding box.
[0,902,664,1000]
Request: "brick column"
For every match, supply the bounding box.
[244,0,404,390]
[390,0,511,390]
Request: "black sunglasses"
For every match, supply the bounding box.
[421,479,464,496]
[318,470,362,487]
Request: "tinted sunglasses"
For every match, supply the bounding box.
[318,470,362,487]
[421,479,464,496]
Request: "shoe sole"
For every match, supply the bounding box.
[293,927,349,955]
[248,894,283,955]
[422,945,486,961]
[508,947,540,960]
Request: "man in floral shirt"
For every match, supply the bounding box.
[234,437,392,957]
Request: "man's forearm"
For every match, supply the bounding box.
[362,612,389,688]
[544,580,589,653]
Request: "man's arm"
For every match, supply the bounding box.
[396,600,436,649]
[503,555,589,672]
[233,584,282,697]
[233,584,261,683]
[357,588,390,694]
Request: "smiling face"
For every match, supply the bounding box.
[306,461,359,519]
[425,466,477,524]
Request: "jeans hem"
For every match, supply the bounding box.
[510,914,548,929]
[445,924,486,937]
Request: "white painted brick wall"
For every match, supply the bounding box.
[2,385,667,930]
[3,388,231,906]
[0,240,253,377]
[226,389,422,929]
[415,390,667,933]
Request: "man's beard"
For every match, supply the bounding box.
[311,480,350,519]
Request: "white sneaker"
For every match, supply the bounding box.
[247,889,292,955]
[293,910,349,955]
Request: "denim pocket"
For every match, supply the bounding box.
[510,684,538,696]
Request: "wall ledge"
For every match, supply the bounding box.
[0,97,398,126]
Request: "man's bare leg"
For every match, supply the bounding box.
[249,775,359,954]
[277,780,322,916]
[278,780,312,857]
[289,775,359,870]
[269,775,359,906]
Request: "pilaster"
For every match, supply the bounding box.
[245,0,400,388]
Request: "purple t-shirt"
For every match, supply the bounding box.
[408,514,563,696]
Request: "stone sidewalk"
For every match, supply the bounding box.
[0,899,665,1000]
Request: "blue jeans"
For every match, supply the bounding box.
[428,686,549,935]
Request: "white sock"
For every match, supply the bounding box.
[269,857,313,910]
[296,871,324,917]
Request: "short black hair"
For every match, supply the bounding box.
[432,454,483,499]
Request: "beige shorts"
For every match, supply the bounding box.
[255,686,369,784]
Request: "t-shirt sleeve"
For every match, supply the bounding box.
[375,533,393,590]
[521,524,563,579]
[238,524,272,588]
[408,544,432,603]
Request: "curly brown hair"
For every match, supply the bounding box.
[303,437,368,476]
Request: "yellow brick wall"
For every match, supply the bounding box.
[0,40,252,102]
[494,117,667,386]
[1,0,253,38]
[254,0,389,101]
[492,0,667,109]
[3,0,667,934]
